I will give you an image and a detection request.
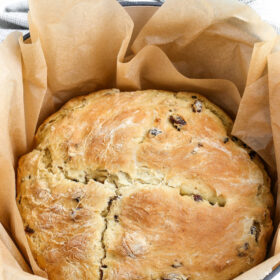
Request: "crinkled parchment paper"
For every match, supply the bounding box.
[0,0,280,278]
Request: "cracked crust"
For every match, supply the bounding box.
[17,89,273,280]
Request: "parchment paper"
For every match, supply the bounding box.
[0,0,280,279]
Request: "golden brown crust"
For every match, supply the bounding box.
[17,89,273,280]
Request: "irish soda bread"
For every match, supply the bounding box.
[17,89,273,280]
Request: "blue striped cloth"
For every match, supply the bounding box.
[0,0,279,42]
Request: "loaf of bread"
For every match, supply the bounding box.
[17,89,273,280]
